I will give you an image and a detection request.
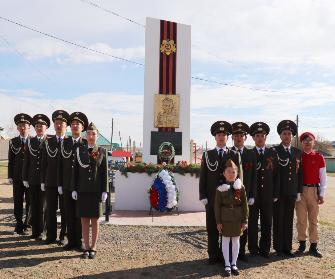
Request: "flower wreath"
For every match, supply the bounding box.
[148,169,179,212]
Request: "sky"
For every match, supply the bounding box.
[1,0,335,148]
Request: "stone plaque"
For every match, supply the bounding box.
[154,94,180,128]
[150,131,182,155]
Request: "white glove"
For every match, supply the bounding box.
[72,191,78,200]
[58,186,63,195]
[23,181,29,188]
[8,178,13,184]
[248,198,255,206]
[101,192,108,202]
[41,183,45,191]
[200,198,208,206]
[296,193,301,202]
[273,198,278,203]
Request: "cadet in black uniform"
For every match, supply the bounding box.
[231,122,257,261]
[41,110,68,244]
[199,121,241,264]
[71,122,108,259]
[59,112,88,250]
[273,120,303,256]
[8,113,32,235]
[22,114,50,240]
[248,122,280,258]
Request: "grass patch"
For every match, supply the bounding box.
[327,173,335,177]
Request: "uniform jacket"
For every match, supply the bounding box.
[58,137,87,191]
[40,135,64,188]
[72,144,108,193]
[214,181,248,236]
[253,147,280,200]
[274,144,303,196]
[199,148,241,207]
[8,136,30,182]
[22,136,46,185]
[231,146,257,199]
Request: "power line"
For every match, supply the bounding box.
[79,0,249,69]
[80,0,145,28]
[0,15,300,94]
[0,34,57,85]
[0,16,144,67]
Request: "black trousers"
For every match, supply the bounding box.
[273,195,295,252]
[30,185,44,237]
[205,205,221,259]
[64,190,82,246]
[13,181,30,233]
[45,187,66,241]
[248,198,273,254]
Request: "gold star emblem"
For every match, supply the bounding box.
[160,39,176,56]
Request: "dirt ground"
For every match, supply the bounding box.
[0,163,334,278]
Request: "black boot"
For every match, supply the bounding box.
[309,243,322,258]
[294,241,306,256]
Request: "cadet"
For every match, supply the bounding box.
[231,122,257,261]
[273,120,302,257]
[8,113,32,235]
[71,122,108,259]
[248,122,280,258]
[295,132,326,258]
[59,112,88,250]
[41,110,68,244]
[22,114,50,240]
[199,121,241,264]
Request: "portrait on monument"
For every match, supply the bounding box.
[154,94,180,128]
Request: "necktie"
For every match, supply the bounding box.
[259,148,264,161]
[218,148,223,159]
[286,147,291,158]
[21,138,25,148]
[238,149,242,155]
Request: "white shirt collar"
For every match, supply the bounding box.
[72,136,80,143]
[282,144,291,151]
[215,146,227,153]
[234,146,244,153]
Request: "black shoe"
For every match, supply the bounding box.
[238,254,248,262]
[309,243,322,258]
[81,250,89,259]
[295,241,306,256]
[276,250,283,257]
[231,265,240,276]
[223,267,231,277]
[249,250,259,256]
[283,250,295,257]
[44,239,56,245]
[63,244,76,251]
[58,239,66,246]
[259,251,269,258]
[89,250,97,259]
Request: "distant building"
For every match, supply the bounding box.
[65,131,119,150]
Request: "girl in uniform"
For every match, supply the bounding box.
[71,122,108,259]
[215,159,248,277]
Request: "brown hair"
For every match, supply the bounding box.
[224,159,238,170]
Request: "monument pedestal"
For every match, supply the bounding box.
[114,171,204,212]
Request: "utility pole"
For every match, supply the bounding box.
[295,114,299,148]
[105,118,114,222]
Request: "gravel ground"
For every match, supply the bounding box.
[0,179,334,278]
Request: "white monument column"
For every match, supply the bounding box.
[142,17,191,163]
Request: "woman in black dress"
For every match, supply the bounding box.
[71,122,108,259]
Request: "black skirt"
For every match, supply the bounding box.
[76,192,102,218]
